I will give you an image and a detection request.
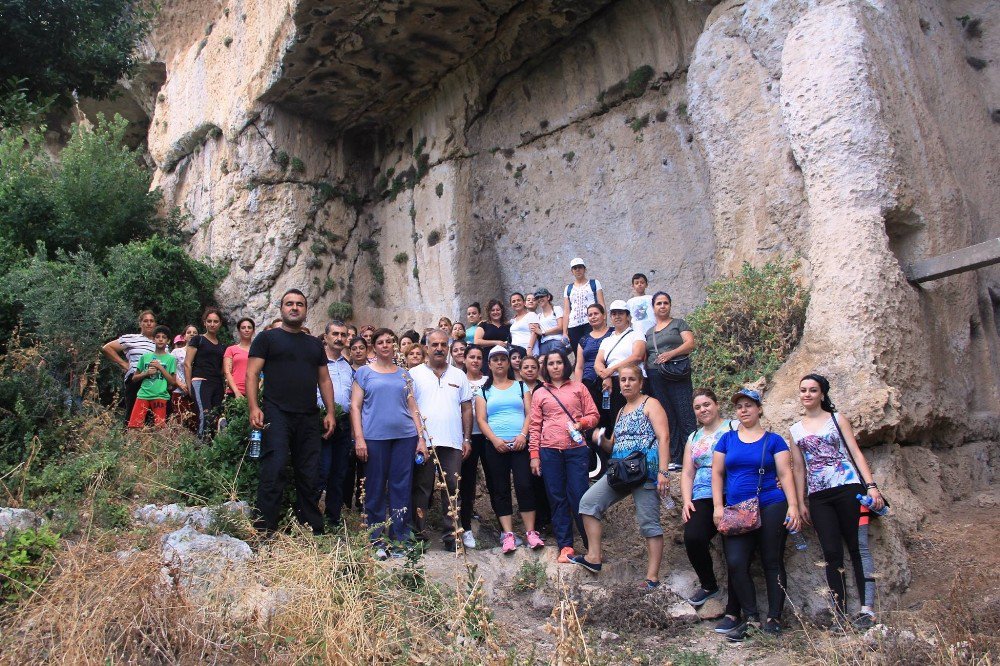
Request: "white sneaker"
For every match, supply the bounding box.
[462,530,477,549]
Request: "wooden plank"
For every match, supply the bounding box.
[906,237,1000,284]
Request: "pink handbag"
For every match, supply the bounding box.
[717,436,768,536]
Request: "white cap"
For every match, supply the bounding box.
[488,345,510,359]
[569,257,586,269]
[609,299,629,313]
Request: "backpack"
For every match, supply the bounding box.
[565,279,598,302]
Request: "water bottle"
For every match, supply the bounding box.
[857,493,889,517]
[784,517,808,551]
[415,452,425,465]
[660,494,676,510]
[248,429,262,459]
[601,389,611,410]
[566,420,584,444]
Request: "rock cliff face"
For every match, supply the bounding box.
[100,0,999,613]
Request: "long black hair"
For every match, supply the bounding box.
[541,348,572,383]
[801,373,836,413]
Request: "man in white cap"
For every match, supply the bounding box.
[561,257,606,352]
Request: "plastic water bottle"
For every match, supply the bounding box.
[601,389,611,410]
[248,429,262,459]
[566,420,584,444]
[784,517,808,550]
[857,493,889,517]
[660,494,676,510]
[415,452,425,465]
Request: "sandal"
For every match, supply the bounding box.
[638,579,660,592]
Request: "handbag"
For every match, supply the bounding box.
[717,433,768,536]
[830,414,891,516]
[651,323,691,381]
[604,402,653,493]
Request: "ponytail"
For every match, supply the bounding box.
[801,373,837,413]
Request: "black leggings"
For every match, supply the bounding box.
[192,378,224,438]
[481,439,536,518]
[683,498,740,616]
[809,483,876,613]
[723,500,789,620]
[459,434,491,530]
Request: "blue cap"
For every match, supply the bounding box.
[731,388,762,404]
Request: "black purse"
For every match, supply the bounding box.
[651,324,691,381]
[604,403,652,493]
[831,414,890,517]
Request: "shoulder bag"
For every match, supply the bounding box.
[717,432,768,536]
[651,323,691,381]
[830,413,890,516]
[605,399,654,493]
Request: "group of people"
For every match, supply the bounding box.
[101,256,886,641]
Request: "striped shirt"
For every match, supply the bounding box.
[117,333,156,376]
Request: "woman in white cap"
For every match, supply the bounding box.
[561,258,605,352]
[476,346,544,553]
[594,301,647,428]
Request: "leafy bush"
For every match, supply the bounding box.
[688,261,808,397]
[327,301,353,321]
[0,526,60,603]
[0,115,160,257]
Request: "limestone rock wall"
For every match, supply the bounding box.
[105,0,1000,614]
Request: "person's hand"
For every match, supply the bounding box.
[713,506,724,528]
[682,499,696,523]
[597,368,610,380]
[513,433,528,451]
[530,458,541,476]
[868,488,885,511]
[416,441,428,459]
[149,360,163,373]
[657,475,669,497]
[799,503,812,526]
[322,412,335,438]
[462,441,471,460]
[177,380,187,392]
[249,406,265,429]
[785,506,802,533]
[355,438,368,463]
[655,353,671,365]
[529,323,541,334]
[492,437,508,453]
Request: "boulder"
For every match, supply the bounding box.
[0,508,41,537]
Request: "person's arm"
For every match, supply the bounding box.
[159,360,177,389]
[529,392,544,475]
[184,344,197,395]
[407,392,427,458]
[573,343,585,383]
[656,330,695,364]
[460,400,472,459]
[223,352,242,397]
[350,381,367,462]
[711,451,726,527]
[788,439,810,525]
[775,448,801,531]
[594,347,610,384]
[645,398,671,497]
[101,339,129,373]
[562,293,571,338]
[527,328,538,355]
[476,395,505,451]
[246,357,265,429]
[680,434,697,522]
[577,384,600,430]
[604,339,646,376]
[513,389,531,452]
[596,287,606,311]
[317,365,335,438]
[474,326,504,348]
[542,309,564,337]
[836,413,884,510]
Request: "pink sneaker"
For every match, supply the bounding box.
[501,531,517,554]
[526,530,545,549]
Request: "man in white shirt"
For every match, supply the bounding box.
[626,273,655,336]
[410,329,473,551]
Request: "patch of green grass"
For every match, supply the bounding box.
[273,150,290,170]
[512,560,547,593]
[359,239,378,252]
[597,64,655,106]
[290,157,305,173]
[0,526,60,603]
[662,647,719,666]
[629,113,650,133]
[562,151,575,163]
[426,229,442,247]
[393,252,408,265]
[327,301,353,321]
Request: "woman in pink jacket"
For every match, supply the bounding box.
[530,348,600,563]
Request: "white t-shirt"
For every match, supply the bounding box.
[469,375,487,435]
[509,312,540,350]
[409,363,473,450]
[171,347,188,393]
[566,280,602,328]
[537,306,565,342]
[627,295,654,335]
[598,328,646,377]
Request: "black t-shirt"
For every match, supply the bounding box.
[189,335,224,382]
[248,328,326,414]
[478,322,511,345]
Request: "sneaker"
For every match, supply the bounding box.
[501,532,517,554]
[762,618,782,636]
[714,615,741,634]
[374,546,389,561]
[501,531,524,547]
[724,618,759,642]
[557,546,576,563]
[462,530,477,549]
[688,587,720,607]
[638,579,660,592]
[217,416,228,431]
[667,462,681,472]
[526,530,545,549]
[852,611,876,631]
[570,555,602,573]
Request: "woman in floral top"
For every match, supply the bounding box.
[680,388,741,631]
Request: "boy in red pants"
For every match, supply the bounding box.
[128,325,177,429]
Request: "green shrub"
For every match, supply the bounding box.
[426,230,442,247]
[393,252,408,265]
[0,526,60,603]
[688,261,808,397]
[512,560,547,592]
[327,301,353,321]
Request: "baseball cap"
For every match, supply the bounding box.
[569,257,586,269]
[608,300,629,313]
[488,345,510,360]
[731,388,762,404]
[533,287,552,299]
[173,335,186,344]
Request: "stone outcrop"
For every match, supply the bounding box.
[86,0,1000,614]
[0,508,42,537]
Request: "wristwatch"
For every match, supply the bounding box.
[658,469,670,478]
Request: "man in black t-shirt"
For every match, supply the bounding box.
[247,289,336,535]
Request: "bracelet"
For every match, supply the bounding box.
[866,482,878,489]
[658,470,670,478]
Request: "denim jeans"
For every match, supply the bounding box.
[539,446,590,549]
[364,436,418,544]
[319,418,353,526]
